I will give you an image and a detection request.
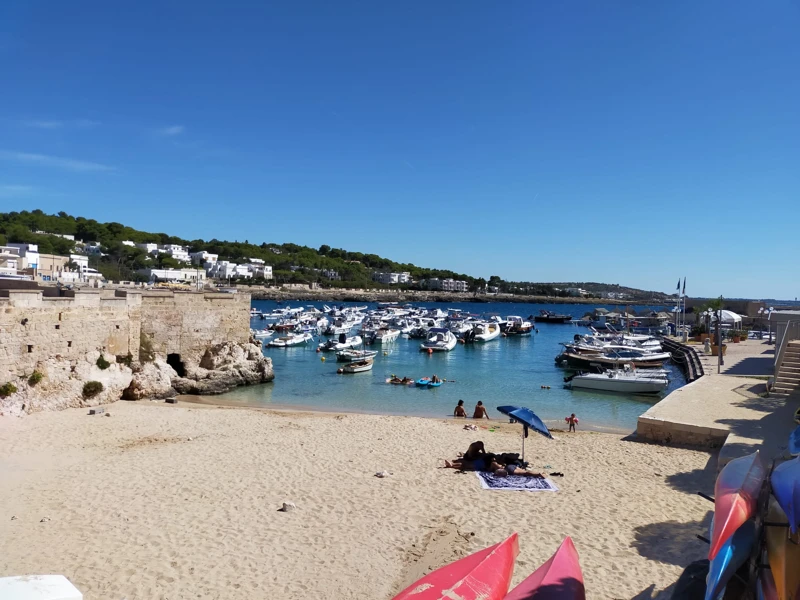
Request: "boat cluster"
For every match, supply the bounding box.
[250,304,538,359]
[555,326,673,394]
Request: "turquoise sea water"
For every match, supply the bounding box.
[215,300,685,433]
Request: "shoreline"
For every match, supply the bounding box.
[244,286,670,306]
[175,393,635,436]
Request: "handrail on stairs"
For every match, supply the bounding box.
[773,319,800,382]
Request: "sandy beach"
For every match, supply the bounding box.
[0,401,715,599]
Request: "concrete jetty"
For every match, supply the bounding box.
[637,338,799,466]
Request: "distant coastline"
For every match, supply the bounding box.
[246,286,669,306]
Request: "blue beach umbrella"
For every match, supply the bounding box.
[497,405,553,462]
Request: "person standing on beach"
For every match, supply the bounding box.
[454,400,467,418]
[473,401,490,420]
[566,413,578,432]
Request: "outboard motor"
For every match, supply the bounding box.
[339,332,347,345]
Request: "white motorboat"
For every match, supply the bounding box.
[373,328,400,344]
[473,322,501,343]
[267,332,313,347]
[318,335,363,352]
[566,371,668,394]
[420,328,458,352]
[339,358,374,373]
[336,349,379,362]
[251,328,274,339]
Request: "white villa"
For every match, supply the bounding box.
[372,271,411,285]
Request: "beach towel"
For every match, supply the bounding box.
[476,472,559,492]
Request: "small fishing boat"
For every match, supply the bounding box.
[336,349,378,363]
[565,371,668,394]
[503,316,533,336]
[708,451,766,560]
[770,456,800,534]
[533,310,572,324]
[420,328,458,352]
[504,537,585,600]
[705,520,756,600]
[473,322,501,343]
[267,332,313,347]
[340,358,373,374]
[392,533,518,600]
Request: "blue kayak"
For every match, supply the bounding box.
[771,456,800,534]
[789,425,800,456]
[704,520,755,600]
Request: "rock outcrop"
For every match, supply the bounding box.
[171,342,274,395]
[0,350,133,417]
[122,359,178,400]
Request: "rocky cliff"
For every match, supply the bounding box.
[170,342,275,395]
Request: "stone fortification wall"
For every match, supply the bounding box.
[0,289,272,416]
[0,290,141,381]
[139,292,250,364]
[0,290,141,415]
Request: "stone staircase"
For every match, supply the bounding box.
[773,340,800,397]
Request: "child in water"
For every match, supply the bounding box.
[565,413,579,432]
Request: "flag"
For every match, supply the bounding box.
[676,279,680,292]
[682,277,686,296]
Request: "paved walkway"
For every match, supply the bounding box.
[637,339,799,467]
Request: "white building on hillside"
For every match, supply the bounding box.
[206,261,253,280]
[246,263,273,279]
[136,243,160,255]
[0,246,25,279]
[35,231,75,241]
[121,240,135,247]
[7,243,40,271]
[191,251,218,266]
[82,241,103,255]
[160,244,190,263]
[372,271,411,285]
[427,278,468,292]
[137,268,207,285]
[69,254,90,272]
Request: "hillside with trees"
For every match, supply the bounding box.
[0,210,669,300]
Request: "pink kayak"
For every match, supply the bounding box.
[504,537,585,600]
[393,533,518,600]
[709,451,766,560]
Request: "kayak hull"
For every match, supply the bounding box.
[771,457,800,535]
[765,497,800,600]
[704,520,755,600]
[709,451,766,559]
[392,534,518,600]
[504,536,585,600]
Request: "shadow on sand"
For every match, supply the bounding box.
[631,511,712,567]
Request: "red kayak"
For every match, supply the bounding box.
[709,451,766,560]
[393,533,519,600]
[504,537,585,600]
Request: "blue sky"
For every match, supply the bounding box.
[1,1,798,299]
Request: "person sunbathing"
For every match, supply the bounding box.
[444,441,486,470]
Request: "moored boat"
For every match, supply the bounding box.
[503,316,533,336]
[555,351,666,370]
[533,310,572,324]
[473,322,501,343]
[420,328,458,352]
[267,332,313,347]
[318,335,363,352]
[339,358,374,374]
[565,371,668,394]
[336,349,378,363]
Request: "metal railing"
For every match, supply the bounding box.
[774,320,800,381]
